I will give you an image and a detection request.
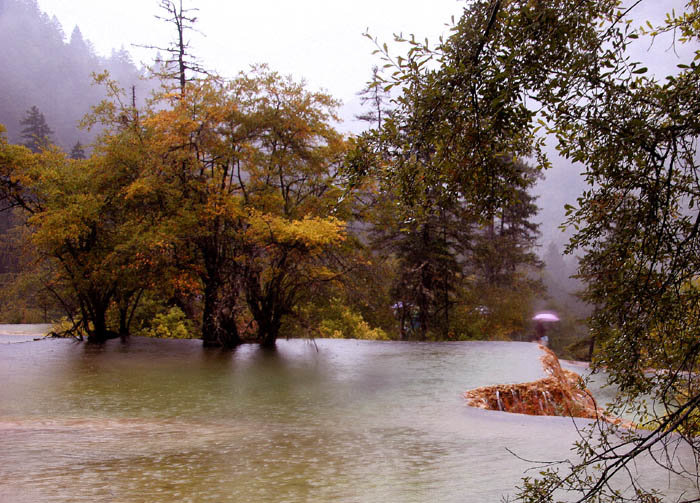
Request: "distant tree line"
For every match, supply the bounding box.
[0,0,155,151]
[2,0,699,500]
[0,0,545,345]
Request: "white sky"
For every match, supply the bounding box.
[30,0,699,246]
[33,0,696,133]
[35,0,466,130]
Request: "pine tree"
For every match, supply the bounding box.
[470,160,542,288]
[19,105,53,152]
[388,212,465,339]
[70,141,86,160]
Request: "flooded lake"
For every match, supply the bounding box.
[0,328,694,501]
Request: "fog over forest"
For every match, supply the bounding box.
[3,1,700,500]
[0,0,695,321]
[0,0,155,151]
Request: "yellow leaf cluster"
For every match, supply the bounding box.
[245,210,346,254]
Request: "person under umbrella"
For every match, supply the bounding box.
[532,312,560,346]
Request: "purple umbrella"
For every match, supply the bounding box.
[532,312,560,322]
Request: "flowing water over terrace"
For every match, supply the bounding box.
[0,329,695,502]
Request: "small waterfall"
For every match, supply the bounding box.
[510,389,519,413]
[542,391,550,412]
[496,390,504,411]
[538,398,544,414]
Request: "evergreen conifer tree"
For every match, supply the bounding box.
[19,105,53,152]
[70,141,86,159]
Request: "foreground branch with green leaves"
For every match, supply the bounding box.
[350,0,700,500]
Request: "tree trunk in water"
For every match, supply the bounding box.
[86,307,119,343]
[217,306,241,348]
[245,268,285,348]
[202,280,220,347]
[588,334,596,361]
[118,306,129,336]
[202,280,241,348]
[258,315,281,349]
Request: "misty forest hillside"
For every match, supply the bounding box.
[2,1,700,500]
[0,0,587,356]
[0,0,584,255]
[0,0,155,151]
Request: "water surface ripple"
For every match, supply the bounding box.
[0,337,692,501]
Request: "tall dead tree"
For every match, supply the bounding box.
[138,0,210,95]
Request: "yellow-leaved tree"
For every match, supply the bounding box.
[140,67,350,347]
[0,106,170,342]
[1,66,352,348]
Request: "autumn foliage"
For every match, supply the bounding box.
[0,67,354,345]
